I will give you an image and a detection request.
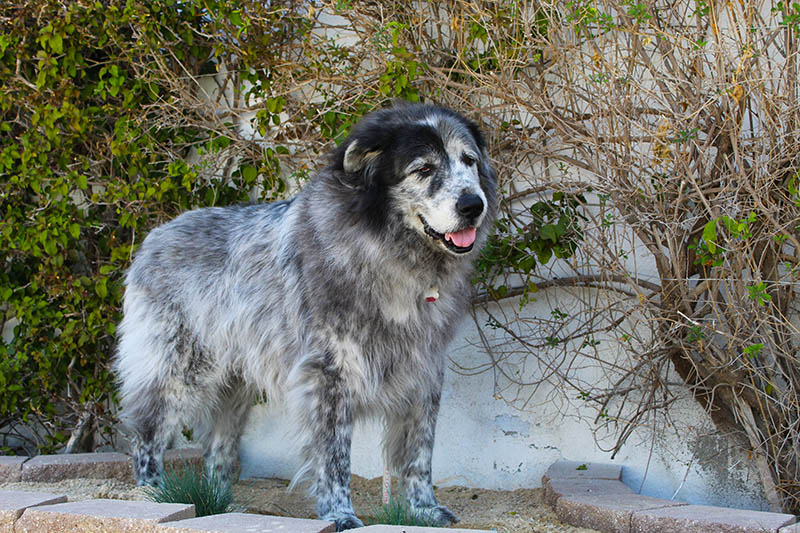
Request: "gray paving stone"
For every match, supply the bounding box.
[163,448,204,473]
[357,526,493,532]
[543,459,622,483]
[631,504,796,533]
[159,513,335,532]
[779,522,800,532]
[15,499,194,533]
[0,490,67,533]
[21,452,133,482]
[556,491,687,533]
[0,456,28,483]
[543,477,634,507]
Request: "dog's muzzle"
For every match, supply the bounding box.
[419,215,477,254]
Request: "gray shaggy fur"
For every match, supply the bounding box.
[114,104,497,530]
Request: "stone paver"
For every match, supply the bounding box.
[556,491,687,533]
[357,527,493,532]
[0,491,67,533]
[163,448,204,473]
[543,477,634,506]
[780,523,800,532]
[21,452,133,482]
[159,513,334,533]
[0,456,28,483]
[630,503,796,533]
[15,499,194,533]
[543,459,622,483]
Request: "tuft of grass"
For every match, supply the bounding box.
[368,493,440,528]
[144,463,242,517]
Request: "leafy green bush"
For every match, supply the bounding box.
[0,1,305,453]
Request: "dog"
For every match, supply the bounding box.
[114,103,497,530]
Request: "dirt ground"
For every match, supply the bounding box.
[0,475,599,533]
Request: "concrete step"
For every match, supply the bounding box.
[21,452,133,483]
[543,477,634,507]
[357,526,493,532]
[543,460,799,533]
[556,490,687,532]
[543,459,623,483]
[0,490,67,532]
[17,448,203,484]
[15,498,194,533]
[158,512,335,532]
[630,503,796,533]
[0,456,27,483]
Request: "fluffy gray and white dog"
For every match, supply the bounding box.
[114,103,497,530]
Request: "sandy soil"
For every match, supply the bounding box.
[0,475,599,533]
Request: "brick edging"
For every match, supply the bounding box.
[8,448,205,484]
[543,459,798,533]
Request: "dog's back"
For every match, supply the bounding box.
[116,201,297,407]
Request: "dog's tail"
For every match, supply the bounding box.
[287,457,314,493]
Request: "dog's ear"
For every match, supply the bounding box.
[342,140,382,175]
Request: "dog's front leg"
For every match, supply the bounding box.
[385,389,459,526]
[295,354,363,531]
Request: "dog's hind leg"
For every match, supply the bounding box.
[291,352,363,531]
[201,381,253,485]
[384,388,459,526]
[117,300,199,487]
[125,386,183,487]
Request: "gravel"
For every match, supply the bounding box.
[1,474,599,532]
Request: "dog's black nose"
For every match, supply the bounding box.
[456,193,484,219]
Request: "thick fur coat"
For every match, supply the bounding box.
[114,104,497,530]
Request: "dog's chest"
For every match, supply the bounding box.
[333,298,462,405]
[336,329,443,408]
[375,264,459,326]
[378,280,443,325]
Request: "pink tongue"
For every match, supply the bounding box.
[445,227,477,248]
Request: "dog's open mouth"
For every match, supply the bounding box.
[418,215,477,254]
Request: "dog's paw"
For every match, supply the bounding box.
[416,504,459,526]
[332,514,364,531]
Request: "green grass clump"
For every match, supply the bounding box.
[368,494,440,527]
[144,464,241,517]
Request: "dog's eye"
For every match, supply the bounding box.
[462,154,477,167]
[417,166,434,177]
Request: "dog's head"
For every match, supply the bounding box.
[330,104,497,256]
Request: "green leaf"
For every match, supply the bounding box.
[49,34,63,54]
[744,343,763,357]
[95,278,107,298]
[68,223,80,239]
[540,224,560,243]
[536,247,553,264]
[702,219,717,254]
[230,10,243,27]
[242,165,257,182]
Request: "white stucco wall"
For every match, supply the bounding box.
[239,297,768,511]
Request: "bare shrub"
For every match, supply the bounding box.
[130,0,800,510]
